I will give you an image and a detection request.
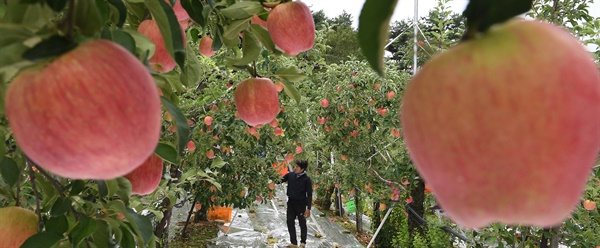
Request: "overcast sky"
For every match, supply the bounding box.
[301,0,600,28]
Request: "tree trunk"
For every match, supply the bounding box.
[154,197,172,248]
[407,180,426,246]
[541,226,561,248]
[318,185,335,210]
[373,201,383,246]
[355,191,362,234]
[193,201,209,223]
[334,187,345,216]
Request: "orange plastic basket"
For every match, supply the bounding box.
[207,206,233,222]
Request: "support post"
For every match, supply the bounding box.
[367,201,397,248]
[413,0,419,75]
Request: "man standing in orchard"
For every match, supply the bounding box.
[282,160,313,248]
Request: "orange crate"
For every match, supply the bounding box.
[272,162,289,176]
[208,206,233,222]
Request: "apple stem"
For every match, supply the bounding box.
[460,23,478,41]
[27,163,43,231]
[65,0,76,39]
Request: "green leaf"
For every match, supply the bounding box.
[115,177,132,205]
[145,0,186,71]
[154,142,179,165]
[45,0,68,12]
[46,215,69,234]
[74,0,109,36]
[21,231,63,248]
[223,18,250,40]
[123,29,156,60]
[0,156,19,187]
[101,28,137,55]
[462,0,532,37]
[220,1,262,19]
[97,180,108,198]
[250,23,278,54]
[180,44,202,87]
[180,0,205,27]
[210,158,227,169]
[274,66,306,82]
[126,208,153,245]
[358,0,398,76]
[119,225,136,248]
[91,220,111,248]
[161,97,191,156]
[0,42,30,73]
[50,197,72,217]
[2,1,54,29]
[69,180,86,196]
[22,35,78,62]
[105,179,119,197]
[227,30,261,66]
[281,81,301,104]
[0,23,34,47]
[70,216,98,247]
[106,0,127,28]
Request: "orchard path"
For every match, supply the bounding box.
[197,184,366,248]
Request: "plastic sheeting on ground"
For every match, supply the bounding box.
[207,185,365,248]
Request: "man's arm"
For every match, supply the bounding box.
[305,177,313,210]
[281,172,289,183]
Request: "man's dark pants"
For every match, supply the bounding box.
[287,200,307,245]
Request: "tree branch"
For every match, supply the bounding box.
[27,163,43,231]
[368,159,406,192]
[26,157,65,196]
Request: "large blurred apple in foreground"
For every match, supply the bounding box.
[5,40,162,180]
[267,1,314,56]
[401,19,600,229]
[124,153,164,195]
[0,206,38,247]
[234,78,280,126]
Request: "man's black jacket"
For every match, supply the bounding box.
[282,172,313,210]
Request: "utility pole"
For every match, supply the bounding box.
[413,0,419,75]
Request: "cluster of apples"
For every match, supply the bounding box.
[401,18,600,229]
[234,1,315,126]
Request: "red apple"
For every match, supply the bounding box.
[583,200,596,211]
[5,40,161,179]
[206,149,215,159]
[187,140,196,151]
[341,155,347,161]
[285,153,294,162]
[251,14,267,29]
[138,19,186,73]
[0,206,38,248]
[321,99,329,107]
[274,127,283,136]
[204,116,213,126]
[318,117,326,125]
[386,91,395,99]
[275,82,284,92]
[165,0,191,29]
[267,1,314,56]
[199,36,217,57]
[234,78,280,126]
[295,146,303,154]
[269,118,279,127]
[124,153,164,195]
[401,19,600,229]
